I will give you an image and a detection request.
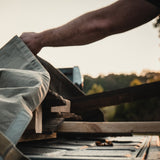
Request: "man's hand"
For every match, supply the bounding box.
[20,32,42,55]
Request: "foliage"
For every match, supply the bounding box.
[87,83,104,95]
[114,97,160,121]
[83,73,146,93]
[130,78,142,86]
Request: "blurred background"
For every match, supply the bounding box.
[0,0,160,77]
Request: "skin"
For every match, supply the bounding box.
[20,0,160,55]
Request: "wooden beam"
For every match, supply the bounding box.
[35,105,42,133]
[51,99,70,113]
[71,81,160,113]
[20,132,56,142]
[25,105,42,134]
[43,91,66,107]
[57,121,160,134]
[43,118,64,133]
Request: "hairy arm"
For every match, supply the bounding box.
[20,0,160,54]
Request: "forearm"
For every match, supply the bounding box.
[20,0,160,54]
[39,0,160,47]
[38,12,112,47]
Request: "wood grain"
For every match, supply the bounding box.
[57,121,160,134]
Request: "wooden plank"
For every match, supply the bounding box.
[24,135,153,160]
[51,99,71,113]
[57,121,160,134]
[28,156,133,160]
[71,81,160,113]
[24,105,42,134]
[43,90,66,107]
[146,136,160,160]
[43,118,64,133]
[35,105,42,133]
[19,132,56,142]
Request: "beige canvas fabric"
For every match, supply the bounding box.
[0,36,50,147]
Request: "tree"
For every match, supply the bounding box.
[87,83,104,95]
[130,78,142,86]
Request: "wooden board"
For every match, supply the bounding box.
[57,121,160,134]
[71,81,160,113]
[19,132,56,142]
[37,56,84,99]
[51,99,71,113]
[35,105,42,133]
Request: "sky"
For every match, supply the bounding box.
[0,0,160,77]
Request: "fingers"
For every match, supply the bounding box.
[20,32,42,55]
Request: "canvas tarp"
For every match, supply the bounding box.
[0,36,50,159]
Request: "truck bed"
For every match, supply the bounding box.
[17,135,160,160]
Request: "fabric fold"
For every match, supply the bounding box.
[0,36,50,145]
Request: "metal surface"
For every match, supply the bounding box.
[17,135,160,160]
[59,66,83,88]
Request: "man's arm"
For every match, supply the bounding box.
[20,0,160,55]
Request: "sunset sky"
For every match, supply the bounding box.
[0,0,160,77]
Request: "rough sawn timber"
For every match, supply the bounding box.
[57,121,160,134]
[71,81,160,113]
